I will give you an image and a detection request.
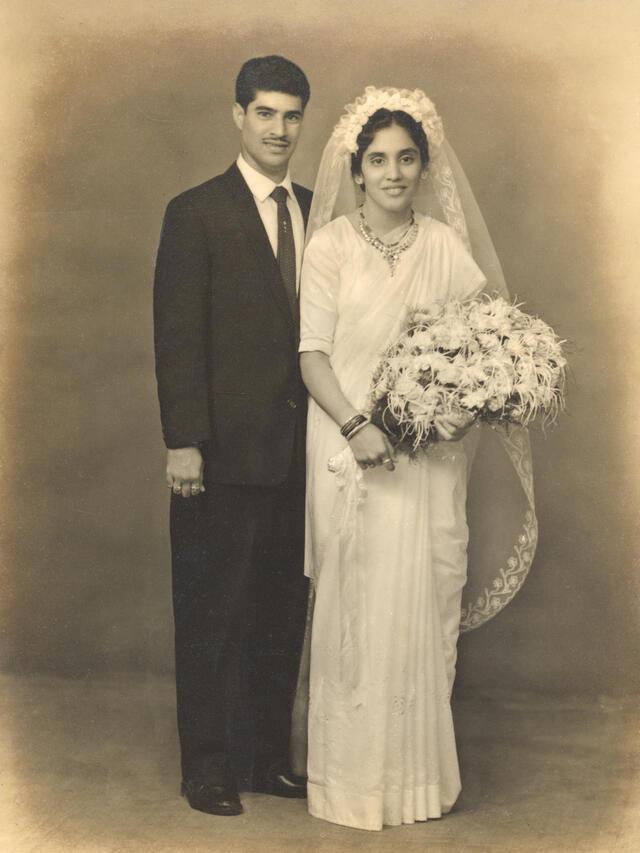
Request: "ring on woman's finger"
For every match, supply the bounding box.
[190,485,200,493]
[172,485,182,494]
[381,457,391,465]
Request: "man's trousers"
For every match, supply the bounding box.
[170,457,308,786]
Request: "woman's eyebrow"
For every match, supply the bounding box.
[366,146,418,157]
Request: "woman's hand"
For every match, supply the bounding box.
[434,410,477,442]
[348,423,396,471]
[298,351,395,470]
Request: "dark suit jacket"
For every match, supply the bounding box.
[154,163,312,486]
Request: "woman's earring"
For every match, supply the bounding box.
[355,176,364,187]
[420,170,428,181]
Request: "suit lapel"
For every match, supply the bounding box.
[222,164,295,339]
[293,184,311,230]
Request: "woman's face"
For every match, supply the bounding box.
[358,122,423,217]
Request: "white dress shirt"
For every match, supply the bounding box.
[236,153,305,290]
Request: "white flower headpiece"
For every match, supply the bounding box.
[333,86,444,155]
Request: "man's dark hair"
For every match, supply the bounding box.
[351,108,429,182]
[235,55,311,111]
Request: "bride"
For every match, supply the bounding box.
[297,88,537,831]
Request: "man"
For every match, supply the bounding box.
[153,55,312,816]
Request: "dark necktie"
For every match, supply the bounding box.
[270,186,298,329]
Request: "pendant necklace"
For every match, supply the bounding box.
[358,208,419,276]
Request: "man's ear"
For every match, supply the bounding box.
[232,103,245,131]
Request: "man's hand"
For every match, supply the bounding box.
[166,447,205,498]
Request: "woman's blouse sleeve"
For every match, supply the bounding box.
[299,228,341,356]
[445,227,488,300]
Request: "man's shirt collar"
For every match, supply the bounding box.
[237,153,295,203]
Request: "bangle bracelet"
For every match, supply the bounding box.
[345,417,370,441]
[340,413,367,438]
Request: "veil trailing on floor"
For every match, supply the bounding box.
[291,88,537,773]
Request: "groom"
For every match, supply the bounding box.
[153,55,312,816]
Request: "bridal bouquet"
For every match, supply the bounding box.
[369,296,566,456]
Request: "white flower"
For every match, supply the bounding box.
[410,330,434,348]
[415,357,434,372]
[420,386,440,406]
[521,332,538,349]
[436,364,463,385]
[477,332,500,349]
[461,390,488,409]
[394,375,419,397]
[427,352,450,372]
[470,314,495,333]
[505,337,527,357]
[490,375,515,396]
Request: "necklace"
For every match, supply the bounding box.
[358,208,419,276]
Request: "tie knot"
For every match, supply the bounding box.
[271,186,289,205]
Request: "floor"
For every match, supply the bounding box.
[2,673,639,853]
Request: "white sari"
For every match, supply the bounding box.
[299,213,487,830]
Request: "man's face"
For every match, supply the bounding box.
[233,90,304,180]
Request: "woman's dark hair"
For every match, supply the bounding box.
[235,55,310,110]
[350,108,429,181]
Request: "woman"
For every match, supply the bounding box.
[297,88,537,831]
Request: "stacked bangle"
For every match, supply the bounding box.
[340,413,370,441]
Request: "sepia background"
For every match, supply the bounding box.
[1,1,639,851]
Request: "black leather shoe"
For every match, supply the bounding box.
[180,780,243,816]
[254,761,307,799]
